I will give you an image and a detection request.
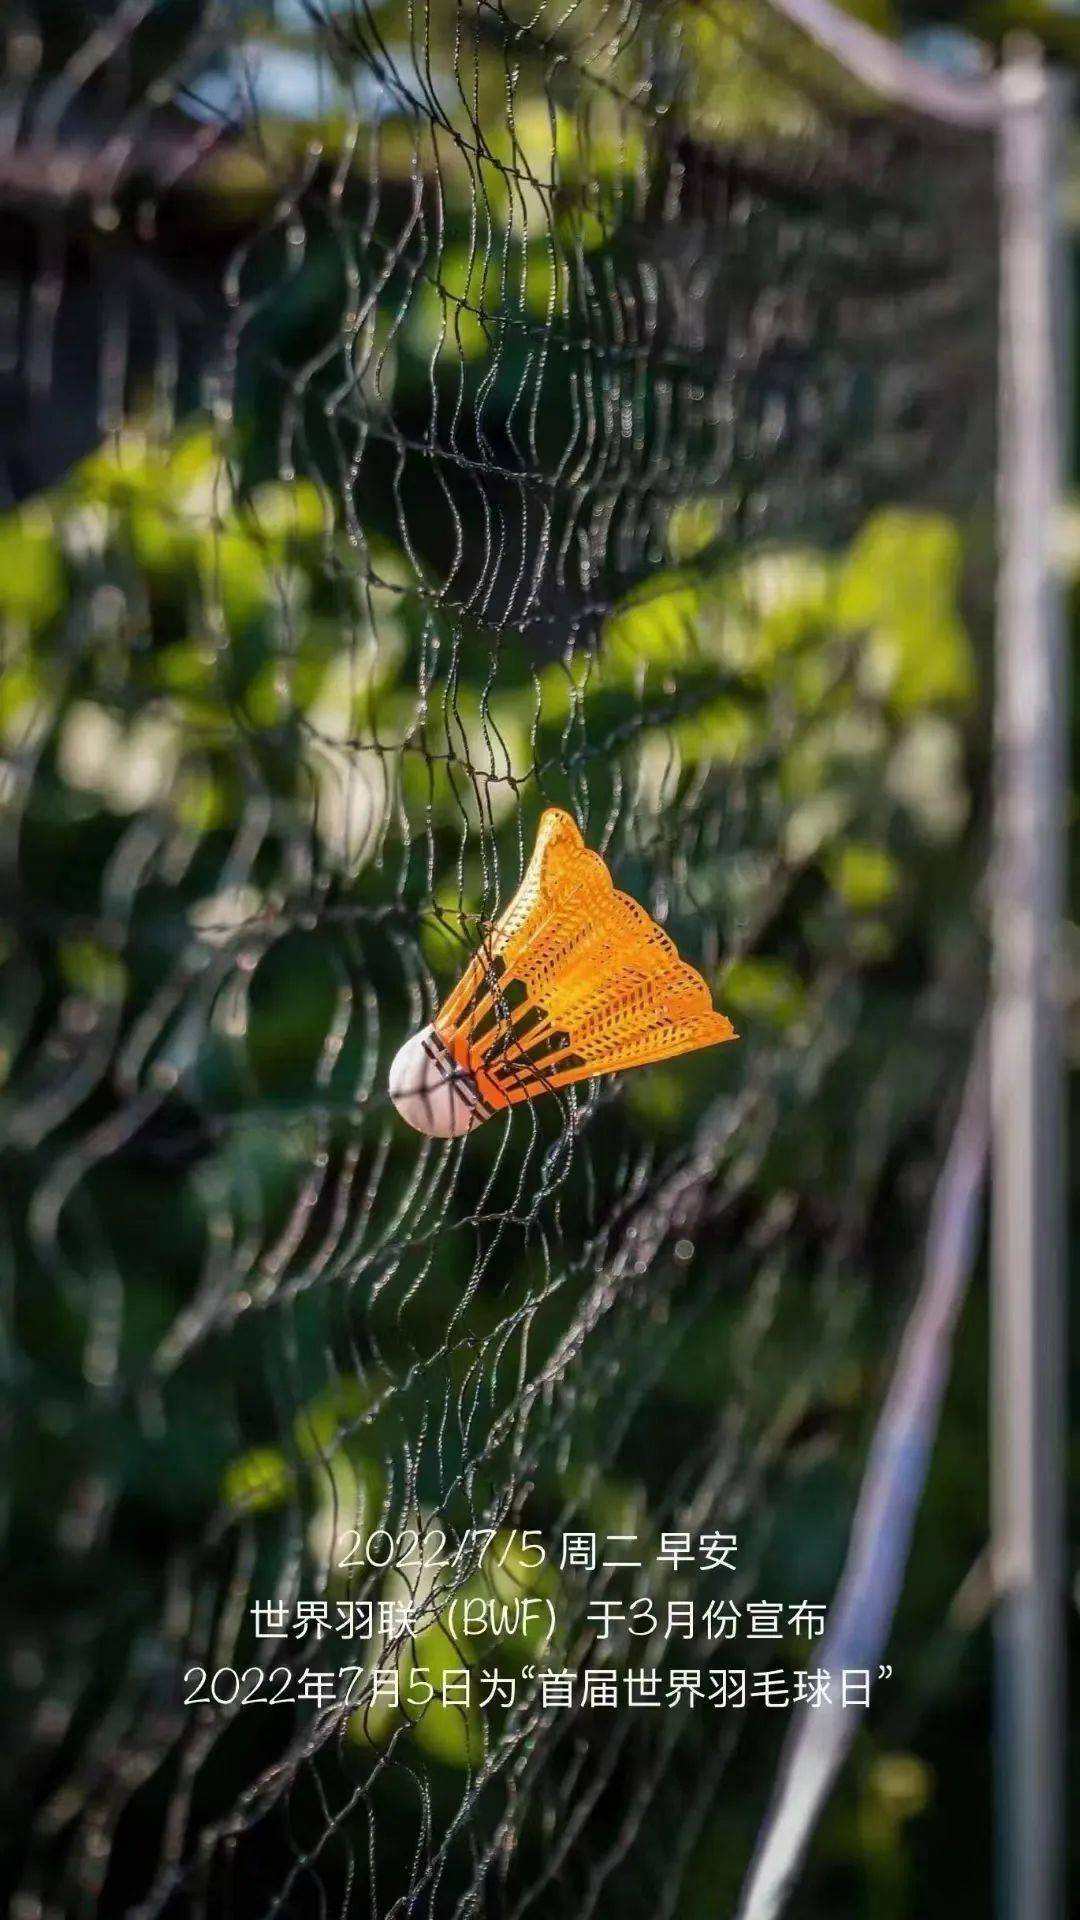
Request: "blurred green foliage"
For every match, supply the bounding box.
[2,0,1054,1914]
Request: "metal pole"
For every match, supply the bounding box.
[771,0,998,127]
[992,42,1069,1920]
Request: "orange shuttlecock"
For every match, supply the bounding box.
[389,808,736,1137]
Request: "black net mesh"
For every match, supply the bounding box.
[1,4,997,1916]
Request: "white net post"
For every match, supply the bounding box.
[992,41,1070,1920]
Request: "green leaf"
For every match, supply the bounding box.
[603,574,701,675]
[837,510,974,713]
[826,842,902,912]
[721,958,807,1030]
[221,1446,294,1515]
[0,509,66,630]
[410,1695,484,1769]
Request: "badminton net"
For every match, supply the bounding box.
[0,3,997,1915]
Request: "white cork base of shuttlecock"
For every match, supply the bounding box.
[388,1026,492,1137]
